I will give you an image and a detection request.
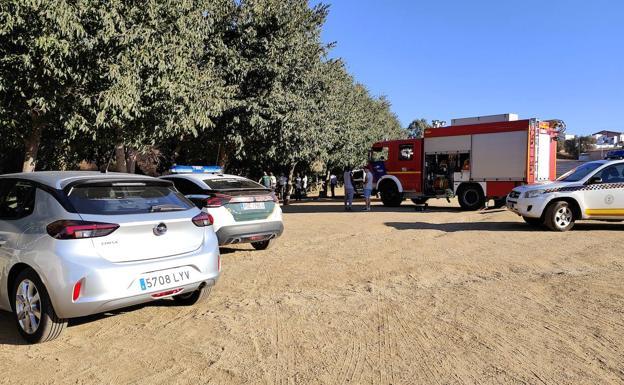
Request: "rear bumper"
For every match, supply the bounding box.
[216,221,284,245]
[46,237,221,319]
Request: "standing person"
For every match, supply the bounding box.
[278,173,288,200]
[362,165,374,211]
[269,172,277,191]
[294,173,303,201]
[343,167,354,211]
[259,171,271,189]
[330,173,337,198]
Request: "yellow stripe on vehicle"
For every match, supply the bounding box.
[585,209,624,216]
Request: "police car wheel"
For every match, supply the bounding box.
[545,201,575,232]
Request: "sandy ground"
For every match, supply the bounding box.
[1,197,623,385]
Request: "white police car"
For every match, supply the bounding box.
[161,166,283,250]
[507,159,624,231]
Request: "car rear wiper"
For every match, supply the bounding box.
[149,204,185,212]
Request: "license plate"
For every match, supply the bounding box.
[241,202,265,210]
[139,268,191,291]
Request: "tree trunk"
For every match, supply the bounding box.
[22,126,42,172]
[115,130,128,172]
[126,148,137,174]
[115,141,127,172]
[217,143,228,168]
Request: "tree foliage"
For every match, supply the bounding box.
[406,118,430,139]
[0,0,404,177]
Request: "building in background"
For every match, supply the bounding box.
[592,130,624,149]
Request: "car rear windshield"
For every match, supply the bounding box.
[67,183,195,215]
[557,162,604,182]
[204,178,265,190]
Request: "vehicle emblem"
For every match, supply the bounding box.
[605,195,615,205]
[153,223,168,236]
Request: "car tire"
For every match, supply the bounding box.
[411,197,429,205]
[11,268,67,344]
[173,286,212,306]
[379,182,403,207]
[523,216,543,226]
[251,239,272,250]
[457,184,485,211]
[544,201,575,232]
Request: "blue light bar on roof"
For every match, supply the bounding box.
[170,165,223,174]
[606,150,624,160]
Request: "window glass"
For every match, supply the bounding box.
[165,178,205,195]
[398,144,414,161]
[596,163,624,183]
[203,178,265,190]
[557,162,604,182]
[370,147,389,162]
[0,180,36,220]
[67,184,194,215]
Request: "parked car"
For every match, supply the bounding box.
[0,171,220,343]
[161,167,283,250]
[507,159,624,231]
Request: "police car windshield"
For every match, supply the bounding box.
[557,162,604,182]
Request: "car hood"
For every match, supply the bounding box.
[513,181,580,193]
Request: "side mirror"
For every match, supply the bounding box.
[589,176,603,184]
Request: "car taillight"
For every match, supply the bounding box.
[47,220,119,240]
[192,212,214,227]
[205,193,231,207]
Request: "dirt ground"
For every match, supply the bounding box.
[1,197,623,385]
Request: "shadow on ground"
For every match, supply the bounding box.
[281,200,465,214]
[0,297,189,345]
[385,221,624,232]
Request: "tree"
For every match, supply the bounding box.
[0,0,92,171]
[564,136,596,158]
[407,118,430,139]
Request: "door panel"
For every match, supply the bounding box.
[388,141,422,192]
[583,163,624,219]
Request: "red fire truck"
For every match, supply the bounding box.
[369,114,562,210]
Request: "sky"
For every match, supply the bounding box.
[317,0,624,135]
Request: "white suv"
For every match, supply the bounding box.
[507,160,624,231]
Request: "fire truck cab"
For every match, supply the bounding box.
[369,114,561,210]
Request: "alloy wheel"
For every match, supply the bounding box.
[554,206,572,229]
[15,279,41,334]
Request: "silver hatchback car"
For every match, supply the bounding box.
[0,172,220,343]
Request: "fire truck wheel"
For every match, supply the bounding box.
[457,184,485,211]
[379,182,403,207]
[411,198,429,205]
[544,201,575,232]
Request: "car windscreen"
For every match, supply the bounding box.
[204,178,266,190]
[67,183,195,215]
[557,162,604,182]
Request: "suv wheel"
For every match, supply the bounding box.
[544,201,575,231]
[11,268,67,343]
[379,182,403,207]
[457,184,485,211]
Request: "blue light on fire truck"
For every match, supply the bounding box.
[170,165,223,174]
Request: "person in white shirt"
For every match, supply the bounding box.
[329,174,337,198]
[269,172,277,191]
[343,167,354,211]
[362,166,374,211]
